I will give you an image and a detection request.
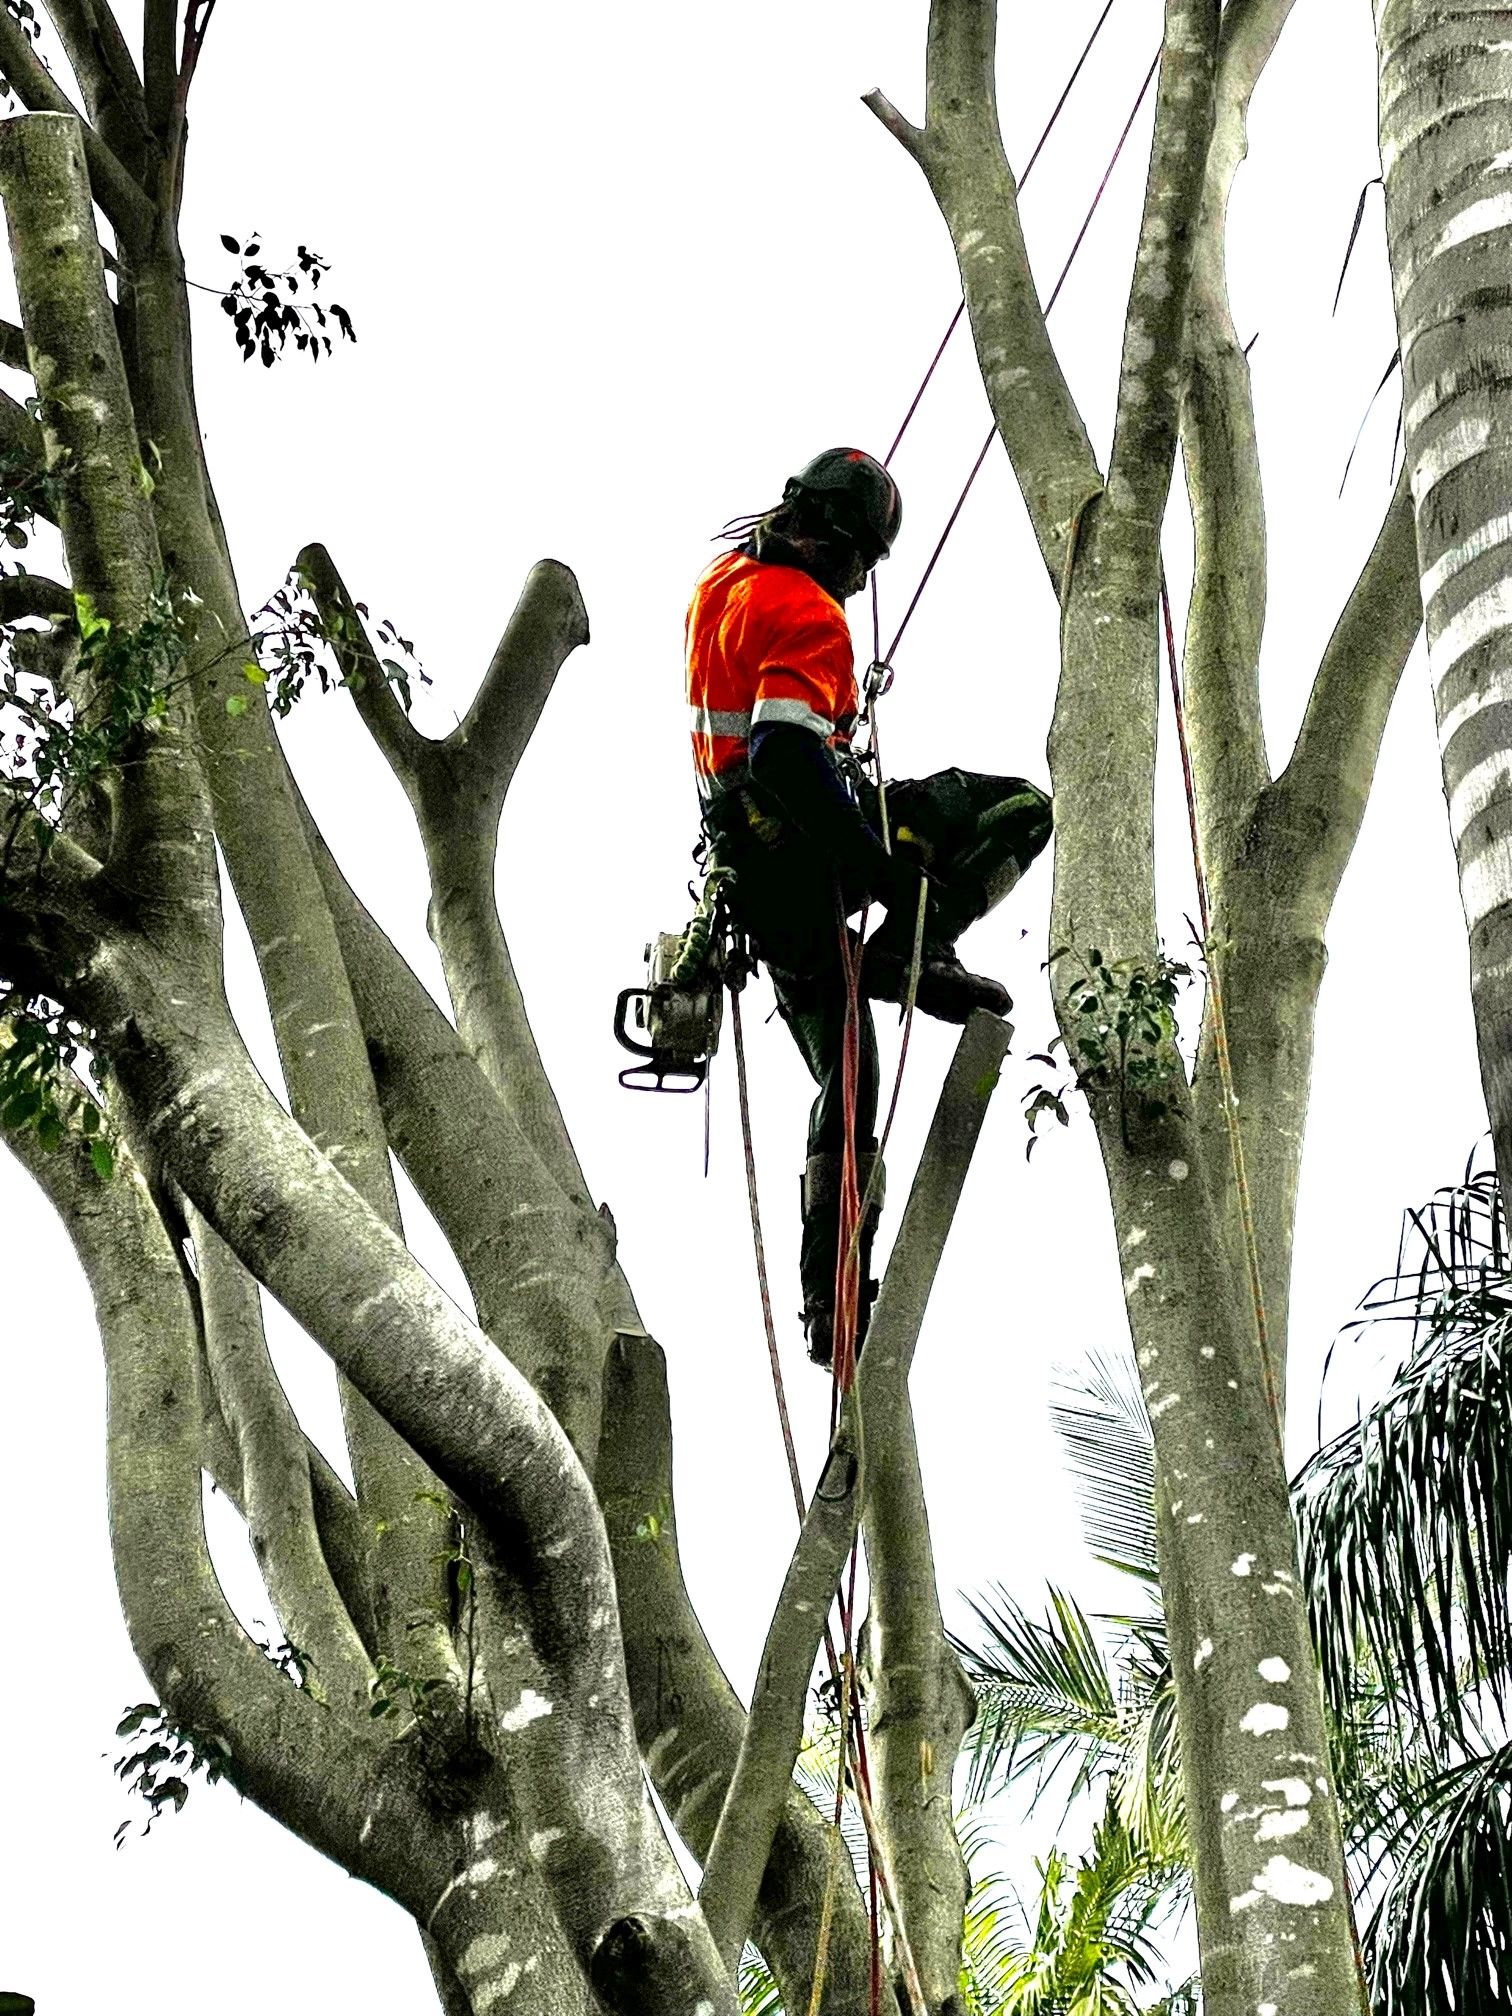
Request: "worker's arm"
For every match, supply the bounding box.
[749,722,918,912]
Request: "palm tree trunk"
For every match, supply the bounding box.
[1378,0,1512,1189]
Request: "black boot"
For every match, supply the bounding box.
[800,1149,885,1370]
[864,859,1016,1023]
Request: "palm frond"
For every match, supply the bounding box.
[1294,1162,1512,1742]
[793,1714,869,1883]
[959,1799,1184,2016]
[1050,1353,1160,1584]
[1364,1739,1512,2016]
[737,1941,783,2016]
[952,1585,1124,1807]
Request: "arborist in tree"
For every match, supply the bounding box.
[687,448,1052,1367]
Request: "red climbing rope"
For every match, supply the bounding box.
[1159,575,1282,1441]
[727,13,1162,2010]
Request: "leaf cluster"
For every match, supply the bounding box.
[217,236,355,367]
[111,1702,233,1846]
[0,1002,112,1174]
[1,586,186,845]
[1024,949,1191,1157]
[246,567,427,719]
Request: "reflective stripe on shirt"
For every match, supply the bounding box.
[690,702,753,740]
[751,694,835,738]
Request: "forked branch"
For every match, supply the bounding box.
[864,0,1100,583]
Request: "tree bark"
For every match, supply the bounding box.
[1376,0,1512,1197]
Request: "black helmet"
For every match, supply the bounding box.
[784,448,903,564]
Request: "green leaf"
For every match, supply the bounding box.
[90,1137,115,1181]
[241,660,267,684]
[225,692,249,717]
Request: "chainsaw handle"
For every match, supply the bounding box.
[613,988,656,1061]
[617,1061,707,1094]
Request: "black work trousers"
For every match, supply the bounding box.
[714,768,1052,1157]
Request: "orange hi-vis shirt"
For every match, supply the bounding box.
[685,549,858,806]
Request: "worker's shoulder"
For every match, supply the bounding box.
[700,550,848,631]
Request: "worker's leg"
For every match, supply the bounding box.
[722,834,884,1362]
[770,956,885,1362]
[886,769,1053,938]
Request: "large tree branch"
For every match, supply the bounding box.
[599,1332,893,2016]
[0,26,152,243]
[197,1346,378,1657]
[301,799,617,1466]
[301,542,598,1202]
[4,1111,455,1916]
[1272,461,1420,909]
[697,1011,1011,1972]
[0,111,212,919]
[861,1391,974,2013]
[1178,0,1301,898]
[91,965,733,2009]
[1052,2,1221,953]
[864,2,1100,583]
[191,1203,375,1716]
[42,0,155,179]
[698,1430,861,1974]
[0,571,69,621]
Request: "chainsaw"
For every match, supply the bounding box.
[613,868,742,1093]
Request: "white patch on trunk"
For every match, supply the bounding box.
[461,1933,511,1975]
[500,1689,553,1732]
[1426,510,1512,611]
[1409,413,1491,504]
[1194,1638,1214,1671]
[1430,578,1512,689]
[1149,1391,1180,1417]
[1221,1790,1239,1812]
[1457,831,1512,931]
[1257,1657,1291,1684]
[1123,1261,1155,1297]
[1240,1702,1291,1735]
[1168,1159,1189,1180]
[528,1826,563,1859]
[1415,187,1512,289]
[1232,1554,1256,1577]
[1245,1856,1333,1908]
[1448,748,1512,847]
[1255,1809,1309,1842]
[474,1961,522,2010]
[1263,1777,1312,1807]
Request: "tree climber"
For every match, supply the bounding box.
[687,448,1053,1367]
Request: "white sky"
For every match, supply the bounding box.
[0,2,1491,2009]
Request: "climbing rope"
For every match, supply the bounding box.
[876,46,1162,679]
[1159,576,1282,1438]
[882,0,1127,472]
[729,11,1158,2008]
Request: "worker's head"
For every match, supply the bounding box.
[734,449,903,602]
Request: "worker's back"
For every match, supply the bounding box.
[685,549,857,807]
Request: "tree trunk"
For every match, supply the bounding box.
[1376,0,1512,1193]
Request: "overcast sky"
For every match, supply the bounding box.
[0,2,1490,2010]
